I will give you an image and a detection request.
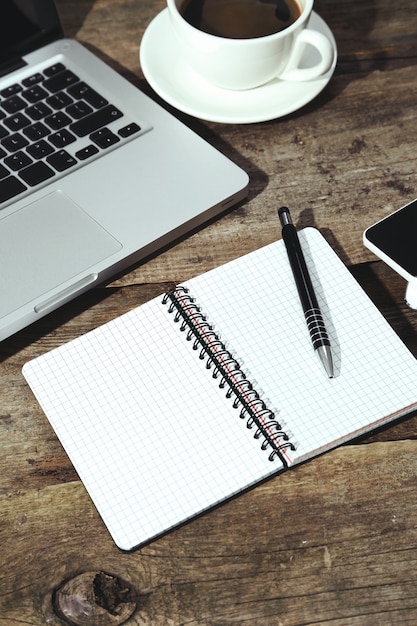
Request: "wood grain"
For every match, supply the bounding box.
[2,0,417,624]
[3,442,417,624]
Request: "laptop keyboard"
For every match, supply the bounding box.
[0,62,144,206]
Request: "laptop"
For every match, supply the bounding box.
[0,0,249,341]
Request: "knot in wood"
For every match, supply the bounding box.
[53,571,137,626]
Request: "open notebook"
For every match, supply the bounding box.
[23,228,417,550]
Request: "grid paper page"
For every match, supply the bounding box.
[23,297,282,551]
[185,228,417,463]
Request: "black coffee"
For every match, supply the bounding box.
[179,0,302,39]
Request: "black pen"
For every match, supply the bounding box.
[278,207,334,378]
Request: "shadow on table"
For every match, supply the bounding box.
[296,0,417,116]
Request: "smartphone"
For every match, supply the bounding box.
[364,199,417,307]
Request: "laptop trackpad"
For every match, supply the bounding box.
[0,191,122,319]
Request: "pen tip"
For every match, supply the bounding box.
[316,345,334,379]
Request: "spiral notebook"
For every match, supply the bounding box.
[23,228,417,550]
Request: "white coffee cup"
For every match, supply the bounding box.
[167,0,334,91]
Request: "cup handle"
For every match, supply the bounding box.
[280,29,334,81]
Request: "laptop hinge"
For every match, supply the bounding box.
[0,57,28,79]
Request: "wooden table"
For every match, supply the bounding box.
[2,1,417,624]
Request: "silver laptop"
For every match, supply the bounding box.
[0,1,248,341]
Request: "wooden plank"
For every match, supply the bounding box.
[50,0,417,284]
[2,442,417,624]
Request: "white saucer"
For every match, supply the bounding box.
[139,9,337,124]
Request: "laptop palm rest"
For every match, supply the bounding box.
[0,190,122,319]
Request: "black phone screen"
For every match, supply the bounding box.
[365,199,417,277]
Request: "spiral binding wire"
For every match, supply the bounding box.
[162,286,296,465]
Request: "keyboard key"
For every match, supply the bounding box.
[19,161,55,186]
[66,101,93,120]
[44,111,72,130]
[43,63,66,77]
[4,112,31,132]
[26,102,53,120]
[22,85,49,103]
[43,70,79,93]
[2,133,29,152]
[118,123,141,138]
[0,83,22,98]
[67,82,108,109]
[47,91,73,110]
[70,105,123,137]
[22,73,44,87]
[0,164,9,180]
[0,68,135,202]
[75,144,99,161]
[5,151,33,171]
[0,175,27,202]
[23,122,50,141]
[90,127,120,149]
[1,95,26,114]
[47,149,77,172]
[49,129,76,148]
[26,140,54,159]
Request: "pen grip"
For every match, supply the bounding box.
[305,308,331,349]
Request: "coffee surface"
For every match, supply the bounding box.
[179,0,301,39]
